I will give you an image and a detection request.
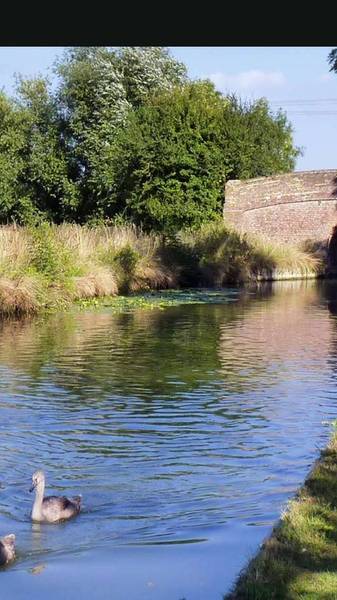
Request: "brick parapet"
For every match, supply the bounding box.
[224,170,337,243]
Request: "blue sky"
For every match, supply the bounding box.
[0,46,336,171]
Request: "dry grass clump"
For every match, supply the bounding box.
[181,222,324,284]
[96,236,177,293]
[0,226,31,275]
[0,275,44,315]
[251,236,324,279]
[126,263,178,293]
[55,224,170,291]
[56,223,157,261]
[135,262,178,290]
[72,267,118,299]
[55,224,106,263]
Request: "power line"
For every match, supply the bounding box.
[269,99,337,104]
[287,110,337,117]
[286,111,337,115]
[266,98,337,116]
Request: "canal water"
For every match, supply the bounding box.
[1,280,337,599]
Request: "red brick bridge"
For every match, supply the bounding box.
[224,170,337,246]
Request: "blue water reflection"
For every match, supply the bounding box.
[0,280,337,598]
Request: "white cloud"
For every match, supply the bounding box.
[209,69,286,92]
[320,73,334,82]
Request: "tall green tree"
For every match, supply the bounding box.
[110,81,227,232]
[0,91,31,222]
[0,78,80,224]
[109,82,300,233]
[223,95,300,179]
[115,46,187,107]
[15,76,79,222]
[54,46,187,218]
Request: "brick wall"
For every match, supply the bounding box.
[224,170,337,244]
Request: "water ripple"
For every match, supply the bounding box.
[1,282,337,597]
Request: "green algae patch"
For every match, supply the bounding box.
[75,289,241,313]
[225,429,337,600]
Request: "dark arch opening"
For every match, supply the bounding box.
[328,225,337,274]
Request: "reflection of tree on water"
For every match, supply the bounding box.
[0,291,281,409]
[0,303,249,402]
[0,280,333,469]
[0,280,323,406]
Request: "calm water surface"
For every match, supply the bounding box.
[1,280,337,599]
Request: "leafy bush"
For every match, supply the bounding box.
[111,83,300,233]
[29,223,78,279]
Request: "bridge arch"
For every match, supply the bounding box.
[328,225,337,273]
[224,170,337,245]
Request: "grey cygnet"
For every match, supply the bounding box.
[30,470,82,523]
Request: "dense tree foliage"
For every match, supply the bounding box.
[110,83,300,232]
[0,92,30,222]
[54,46,187,216]
[0,46,300,231]
[0,78,79,223]
[110,82,227,232]
[16,77,80,222]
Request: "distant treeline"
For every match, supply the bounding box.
[0,47,301,233]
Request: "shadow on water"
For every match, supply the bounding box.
[0,280,337,599]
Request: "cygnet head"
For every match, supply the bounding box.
[1,534,15,546]
[30,470,45,493]
[0,533,16,563]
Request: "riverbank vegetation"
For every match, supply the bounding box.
[0,47,317,316]
[0,222,322,316]
[225,428,337,599]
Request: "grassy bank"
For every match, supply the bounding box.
[0,222,322,316]
[225,429,337,600]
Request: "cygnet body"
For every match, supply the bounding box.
[0,534,15,565]
[30,470,81,523]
